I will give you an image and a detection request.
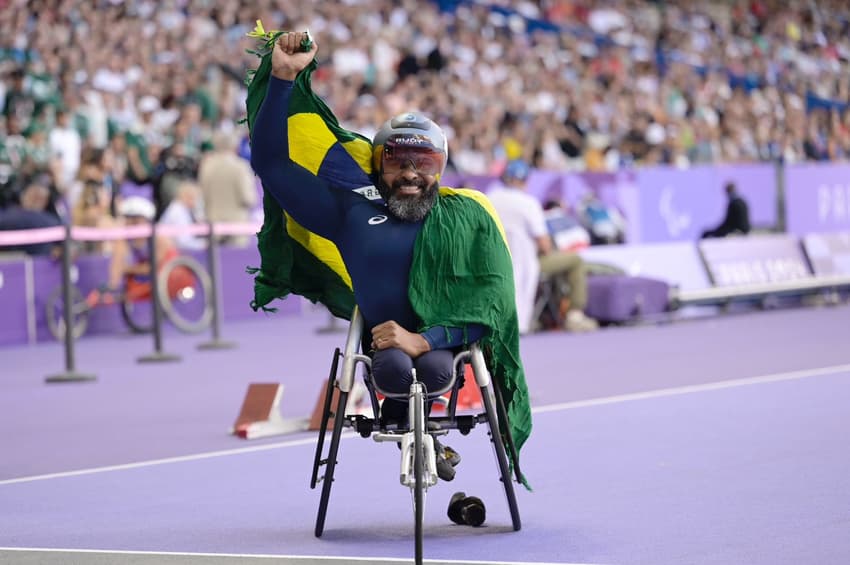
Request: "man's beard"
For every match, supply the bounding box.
[377,176,439,222]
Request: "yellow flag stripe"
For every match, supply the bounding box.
[341,138,374,174]
[288,113,338,174]
[284,212,353,289]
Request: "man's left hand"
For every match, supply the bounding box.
[371,320,431,358]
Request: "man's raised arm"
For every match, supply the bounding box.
[249,32,342,240]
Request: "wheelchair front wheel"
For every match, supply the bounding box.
[45,285,89,341]
[412,384,425,565]
[120,295,153,334]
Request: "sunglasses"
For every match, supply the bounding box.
[382,142,445,177]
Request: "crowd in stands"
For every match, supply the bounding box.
[1,0,849,253]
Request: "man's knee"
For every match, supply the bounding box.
[414,349,455,391]
[371,348,414,394]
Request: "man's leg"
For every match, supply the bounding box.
[372,348,455,421]
[413,349,455,400]
[539,251,598,332]
[371,348,414,426]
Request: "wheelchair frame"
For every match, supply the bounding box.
[310,307,522,564]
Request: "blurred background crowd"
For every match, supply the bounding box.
[1,0,848,252]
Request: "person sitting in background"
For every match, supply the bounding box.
[543,198,591,253]
[701,182,751,238]
[0,177,63,256]
[96,196,177,304]
[159,181,206,251]
[70,176,115,255]
[488,160,598,334]
[576,192,626,245]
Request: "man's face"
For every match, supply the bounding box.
[378,166,439,222]
[376,144,443,222]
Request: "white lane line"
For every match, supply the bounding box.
[3,362,849,487]
[0,547,601,565]
[0,435,342,486]
[533,362,850,414]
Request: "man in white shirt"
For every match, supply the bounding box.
[488,161,598,334]
[48,109,81,188]
[158,181,206,250]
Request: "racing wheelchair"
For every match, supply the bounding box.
[310,307,523,564]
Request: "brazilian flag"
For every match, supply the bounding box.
[245,26,532,486]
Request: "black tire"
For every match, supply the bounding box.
[311,349,341,490]
[413,385,425,565]
[481,384,522,531]
[45,285,88,341]
[315,389,348,538]
[121,294,153,334]
[158,255,213,334]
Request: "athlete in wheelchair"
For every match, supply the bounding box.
[248,31,531,564]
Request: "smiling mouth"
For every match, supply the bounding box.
[396,185,422,196]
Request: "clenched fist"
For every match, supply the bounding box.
[271,31,318,81]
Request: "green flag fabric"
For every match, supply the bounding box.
[244,26,532,487]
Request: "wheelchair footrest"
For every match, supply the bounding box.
[429,415,479,435]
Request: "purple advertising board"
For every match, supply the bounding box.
[699,235,812,287]
[0,257,32,346]
[631,164,777,243]
[785,163,850,235]
[802,231,850,276]
[446,164,777,244]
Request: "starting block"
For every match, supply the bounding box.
[231,383,309,439]
[308,379,369,431]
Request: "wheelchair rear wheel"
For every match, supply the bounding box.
[314,388,348,537]
[157,255,213,334]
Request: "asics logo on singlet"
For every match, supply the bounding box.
[368,215,388,225]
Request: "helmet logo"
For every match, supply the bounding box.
[394,136,426,145]
[368,215,388,225]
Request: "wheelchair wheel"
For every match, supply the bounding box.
[120,295,153,334]
[157,255,213,334]
[480,383,522,531]
[412,384,425,565]
[312,349,341,490]
[315,388,348,537]
[45,285,88,341]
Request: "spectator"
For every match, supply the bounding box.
[0,178,63,256]
[70,176,115,255]
[159,181,206,251]
[576,192,627,245]
[48,109,82,189]
[701,181,751,238]
[489,160,598,333]
[543,199,591,253]
[197,130,257,246]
